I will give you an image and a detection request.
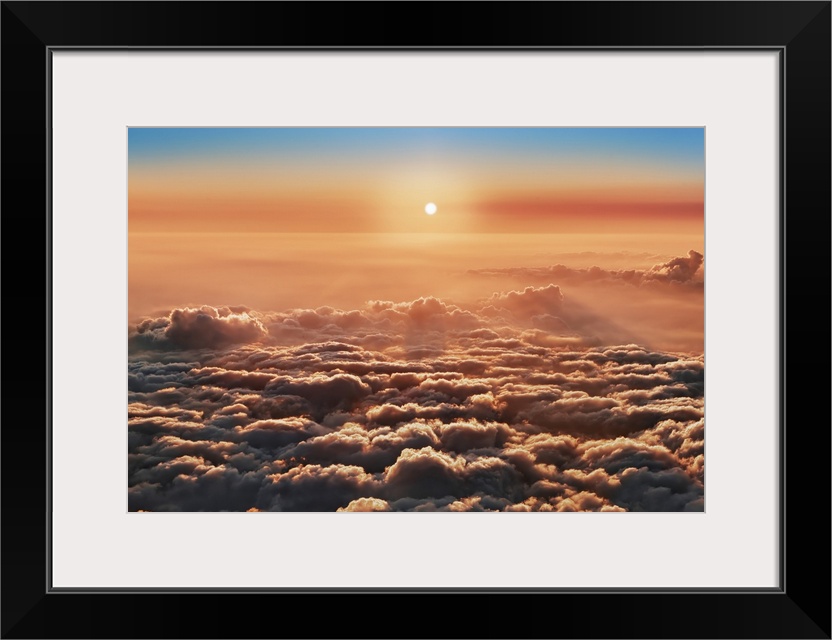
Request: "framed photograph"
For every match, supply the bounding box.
[3,2,829,638]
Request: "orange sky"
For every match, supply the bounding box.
[129,127,703,235]
[128,128,704,352]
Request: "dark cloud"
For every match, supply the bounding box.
[129,464,269,512]
[279,423,440,473]
[383,447,526,503]
[259,464,382,512]
[232,418,330,449]
[264,373,372,419]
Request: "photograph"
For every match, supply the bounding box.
[127,127,705,512]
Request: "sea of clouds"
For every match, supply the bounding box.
[128,252,704,512]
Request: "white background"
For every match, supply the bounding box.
[51,52,779,588]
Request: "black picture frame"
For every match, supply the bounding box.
[2,2,829,638]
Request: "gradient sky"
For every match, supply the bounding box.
[129,127,704,353]
[129,127,704,234]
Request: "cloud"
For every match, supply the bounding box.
[131,306,267,351]
[260,464,382,512]
[232,417,330,449]
[437,421,501,452]
[481,284,564,319]
[337,497,392,512]
[129,463,269,512]
[264,373,372,419]
[128,291,703,512]
[468,250,704,287]
[367,297,481,329]
[645,250,704,283]
[383,447,525,502]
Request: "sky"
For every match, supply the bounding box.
[129,127,704,234]
[128,127,705,512]
[128,127,704,333]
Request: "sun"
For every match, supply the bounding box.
[424,202,437,215]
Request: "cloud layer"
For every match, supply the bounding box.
[468,250,704,288]
[128,268,704,512]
